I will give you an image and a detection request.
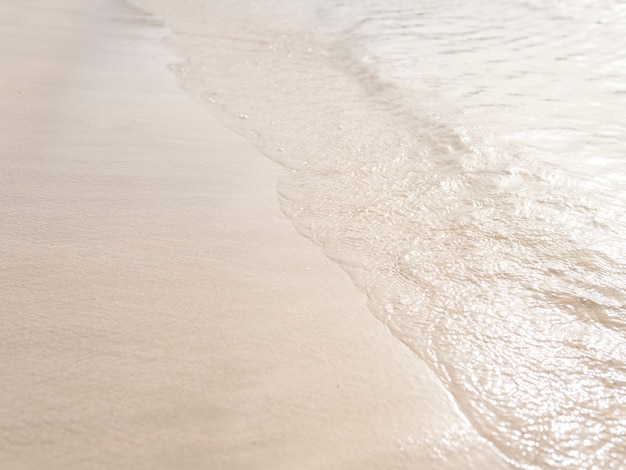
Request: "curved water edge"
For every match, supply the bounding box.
[130,0,626,467]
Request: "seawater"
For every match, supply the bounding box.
[134,0,626,467]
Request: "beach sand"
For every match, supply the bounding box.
[0,0,508,468]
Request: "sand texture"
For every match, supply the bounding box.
[0,1,509,468]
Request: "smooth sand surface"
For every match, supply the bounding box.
[0,1,508,468]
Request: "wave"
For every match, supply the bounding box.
[133,0,626,467]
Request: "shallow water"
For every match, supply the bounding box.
[135,0,626,467]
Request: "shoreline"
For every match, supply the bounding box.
[1,0,507,468]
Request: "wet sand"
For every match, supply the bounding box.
[0,0,508,468]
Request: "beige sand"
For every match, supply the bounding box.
[0,0,508,468]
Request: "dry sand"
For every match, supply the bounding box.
[0,0,508,468]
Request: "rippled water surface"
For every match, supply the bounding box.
[138,0,626,467]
